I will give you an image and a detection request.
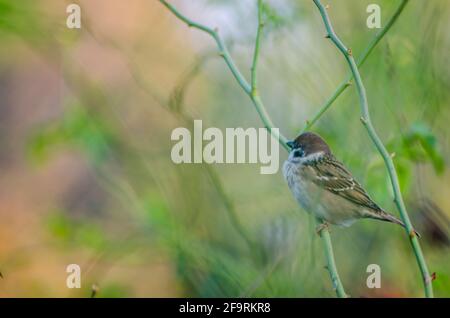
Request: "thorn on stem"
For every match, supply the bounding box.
[91,283,100,298]
[431,272,437,282]
[390,152,396,158]
[214,27,219,33]
[324,34,331,39]
[325,4,330,10]
[425,272,437,284]
[347,48,353,56]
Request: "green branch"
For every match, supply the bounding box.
[303,0,409,132]
[160,1,250,94]
[251,0,263,94]
[159,0,346,297]
[318,218,347,297]
[312,0,433,298]
[160,0,288,150]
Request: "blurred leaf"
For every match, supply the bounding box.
[403,122,445,174]
[365,162,390,205]
[76,223,107,250]
[27,124,69,163]
[0,0,51,46]
[46,212,74,241]
[27,103,116,165]
[394,158,413,195]
[143,194,172,232]
[261,2,286,30]
[45,211,106,251]
[433,267,450,297]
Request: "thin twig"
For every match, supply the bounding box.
[312,0,433,298]
[251,0,263,96]
[303,0,409,132]
[160,0,288,149]
[317,218,347,297]
[159,0,347,298]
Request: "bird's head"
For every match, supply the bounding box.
[286,132,331,161]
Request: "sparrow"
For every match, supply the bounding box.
[283,132,418,235]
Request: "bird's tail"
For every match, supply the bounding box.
[370,210,421,238]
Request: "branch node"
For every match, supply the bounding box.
[360,116,367,124]
[316,222,329,235]
[425,272,437,284]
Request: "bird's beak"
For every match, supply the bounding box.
[286,140,295,149]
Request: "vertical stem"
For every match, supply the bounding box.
[318,219,347,297]
[313,0,433,298]
[303,0,409,132]
[160,0,346,297]
[251,0,263,94]
[159,0,346,297]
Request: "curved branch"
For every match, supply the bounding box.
[303,0,409,132]
[160,0,288,149]
[160,1,250,94]
[312,0,433,298]
[159,0,346,297]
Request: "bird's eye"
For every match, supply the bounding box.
[293,148,304,158]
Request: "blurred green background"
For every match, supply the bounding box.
[0,0,449,297]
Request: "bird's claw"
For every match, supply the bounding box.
[316,222,329,235]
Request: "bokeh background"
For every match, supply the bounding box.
[0,0,449,297]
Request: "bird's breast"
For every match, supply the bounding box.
[283,160,313,212]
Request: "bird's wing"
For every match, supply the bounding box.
[304,156,382,211]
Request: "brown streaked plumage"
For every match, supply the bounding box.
[283,132,419,236]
